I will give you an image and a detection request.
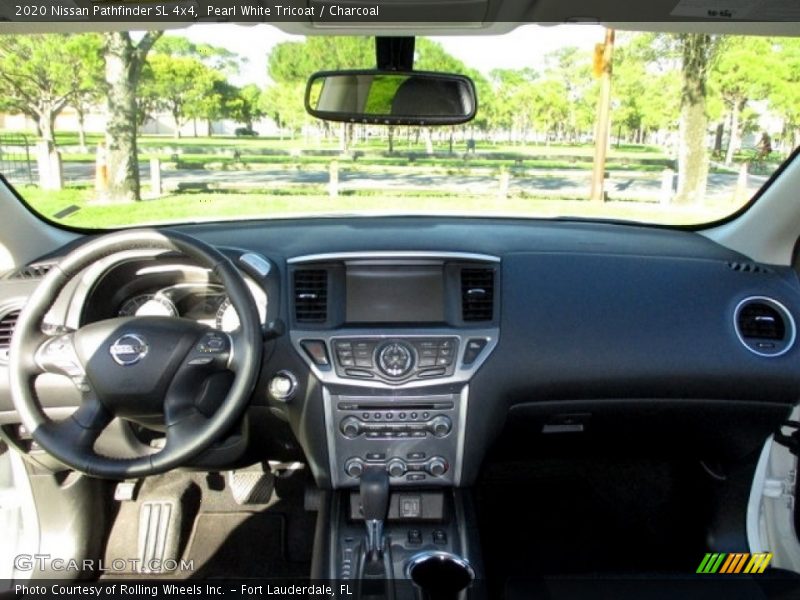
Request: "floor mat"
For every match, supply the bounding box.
[187,512,306,578]
[476,458,711,593]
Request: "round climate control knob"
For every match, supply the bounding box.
[340,417,362,439]
[387,459,407,478]
[426,457,448,477]
[344,458,365,478]
[429,415,452,438]
[376,341,414,378]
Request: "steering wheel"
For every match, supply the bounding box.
[8,229,263,479]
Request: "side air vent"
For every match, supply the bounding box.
[734,297,795,357]
[461,267,495,322]
[0,309,20,362]
[6,262,55,280]
[727,261,772,275]
[294,269,328,323]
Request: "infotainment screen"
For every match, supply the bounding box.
[345,265,444,323]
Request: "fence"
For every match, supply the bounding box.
[0,134,33,185]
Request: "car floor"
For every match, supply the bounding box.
[475,457,714,597]
[101,466,315,580]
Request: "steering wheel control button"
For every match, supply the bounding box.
[377,341,415,378]
[197,333,229,354]
[109,333,149,366]
[188,356,214,366]
[301,339,330,366]
[268,370,298,403]
[463,338,488,366]
[433,529,448,545]
[408,529,423,544]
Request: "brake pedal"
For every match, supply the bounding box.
[228,469,274,505]
[137,501,179,573]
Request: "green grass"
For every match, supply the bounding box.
[18,184,738,229]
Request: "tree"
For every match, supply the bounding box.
[140,54,213,139]
[227,84,265,131]
[0,34,96,146]
[710,37,775,164]
[769,38,800,152]
[673,34,721,204]
[264,37,374,140]
[65,34,105,151]
[103,31,163,203]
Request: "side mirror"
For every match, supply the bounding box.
[305,69,477,125]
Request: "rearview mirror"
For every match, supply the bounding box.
[305,70,477,125]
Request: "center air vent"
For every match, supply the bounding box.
[0,309,20,362]
[734,297,795,357]
[461,267,495,322]
[294,269,328,323]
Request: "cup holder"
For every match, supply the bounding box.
[406,551,475,600]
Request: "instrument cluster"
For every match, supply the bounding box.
[116,283,264,332]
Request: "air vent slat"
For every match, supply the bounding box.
[0,310,20,359]
[734,298,795,357]
[461,267,495,322]
[6,263,55,280]
[294,269,328,323]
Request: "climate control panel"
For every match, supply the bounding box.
[325,391,464,488]
[331,337,459,383]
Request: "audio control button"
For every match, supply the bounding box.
[429,416,452,437]
[340,417,361,438]
[376,341,415,378]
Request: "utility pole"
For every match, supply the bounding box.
[590,28,615,203]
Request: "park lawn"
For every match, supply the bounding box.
[18,184,731,229]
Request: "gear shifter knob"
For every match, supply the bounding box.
[360,467,389,521]
[360,467,389,561]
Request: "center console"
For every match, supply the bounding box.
[288,252,500,489]
[289,252,499,594]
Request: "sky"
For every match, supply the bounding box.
[181,23,606,87]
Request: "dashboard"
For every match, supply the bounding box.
[1,216,799,489]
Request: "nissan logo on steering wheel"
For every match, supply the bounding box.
[109,334,149,366]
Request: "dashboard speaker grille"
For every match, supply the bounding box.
[461,267,494,322]
[294,269,328,323]
[0,309,20,361]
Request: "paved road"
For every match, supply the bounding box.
[8,162,767,200]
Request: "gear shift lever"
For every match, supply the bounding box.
[360,467,389,562]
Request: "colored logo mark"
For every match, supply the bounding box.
[696,552,773,574]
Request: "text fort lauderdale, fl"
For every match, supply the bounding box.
[16,584,353,597]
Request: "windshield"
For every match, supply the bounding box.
[1,24,797,228]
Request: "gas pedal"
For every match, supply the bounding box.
[228,469,275,505]
[137,501,179,573]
